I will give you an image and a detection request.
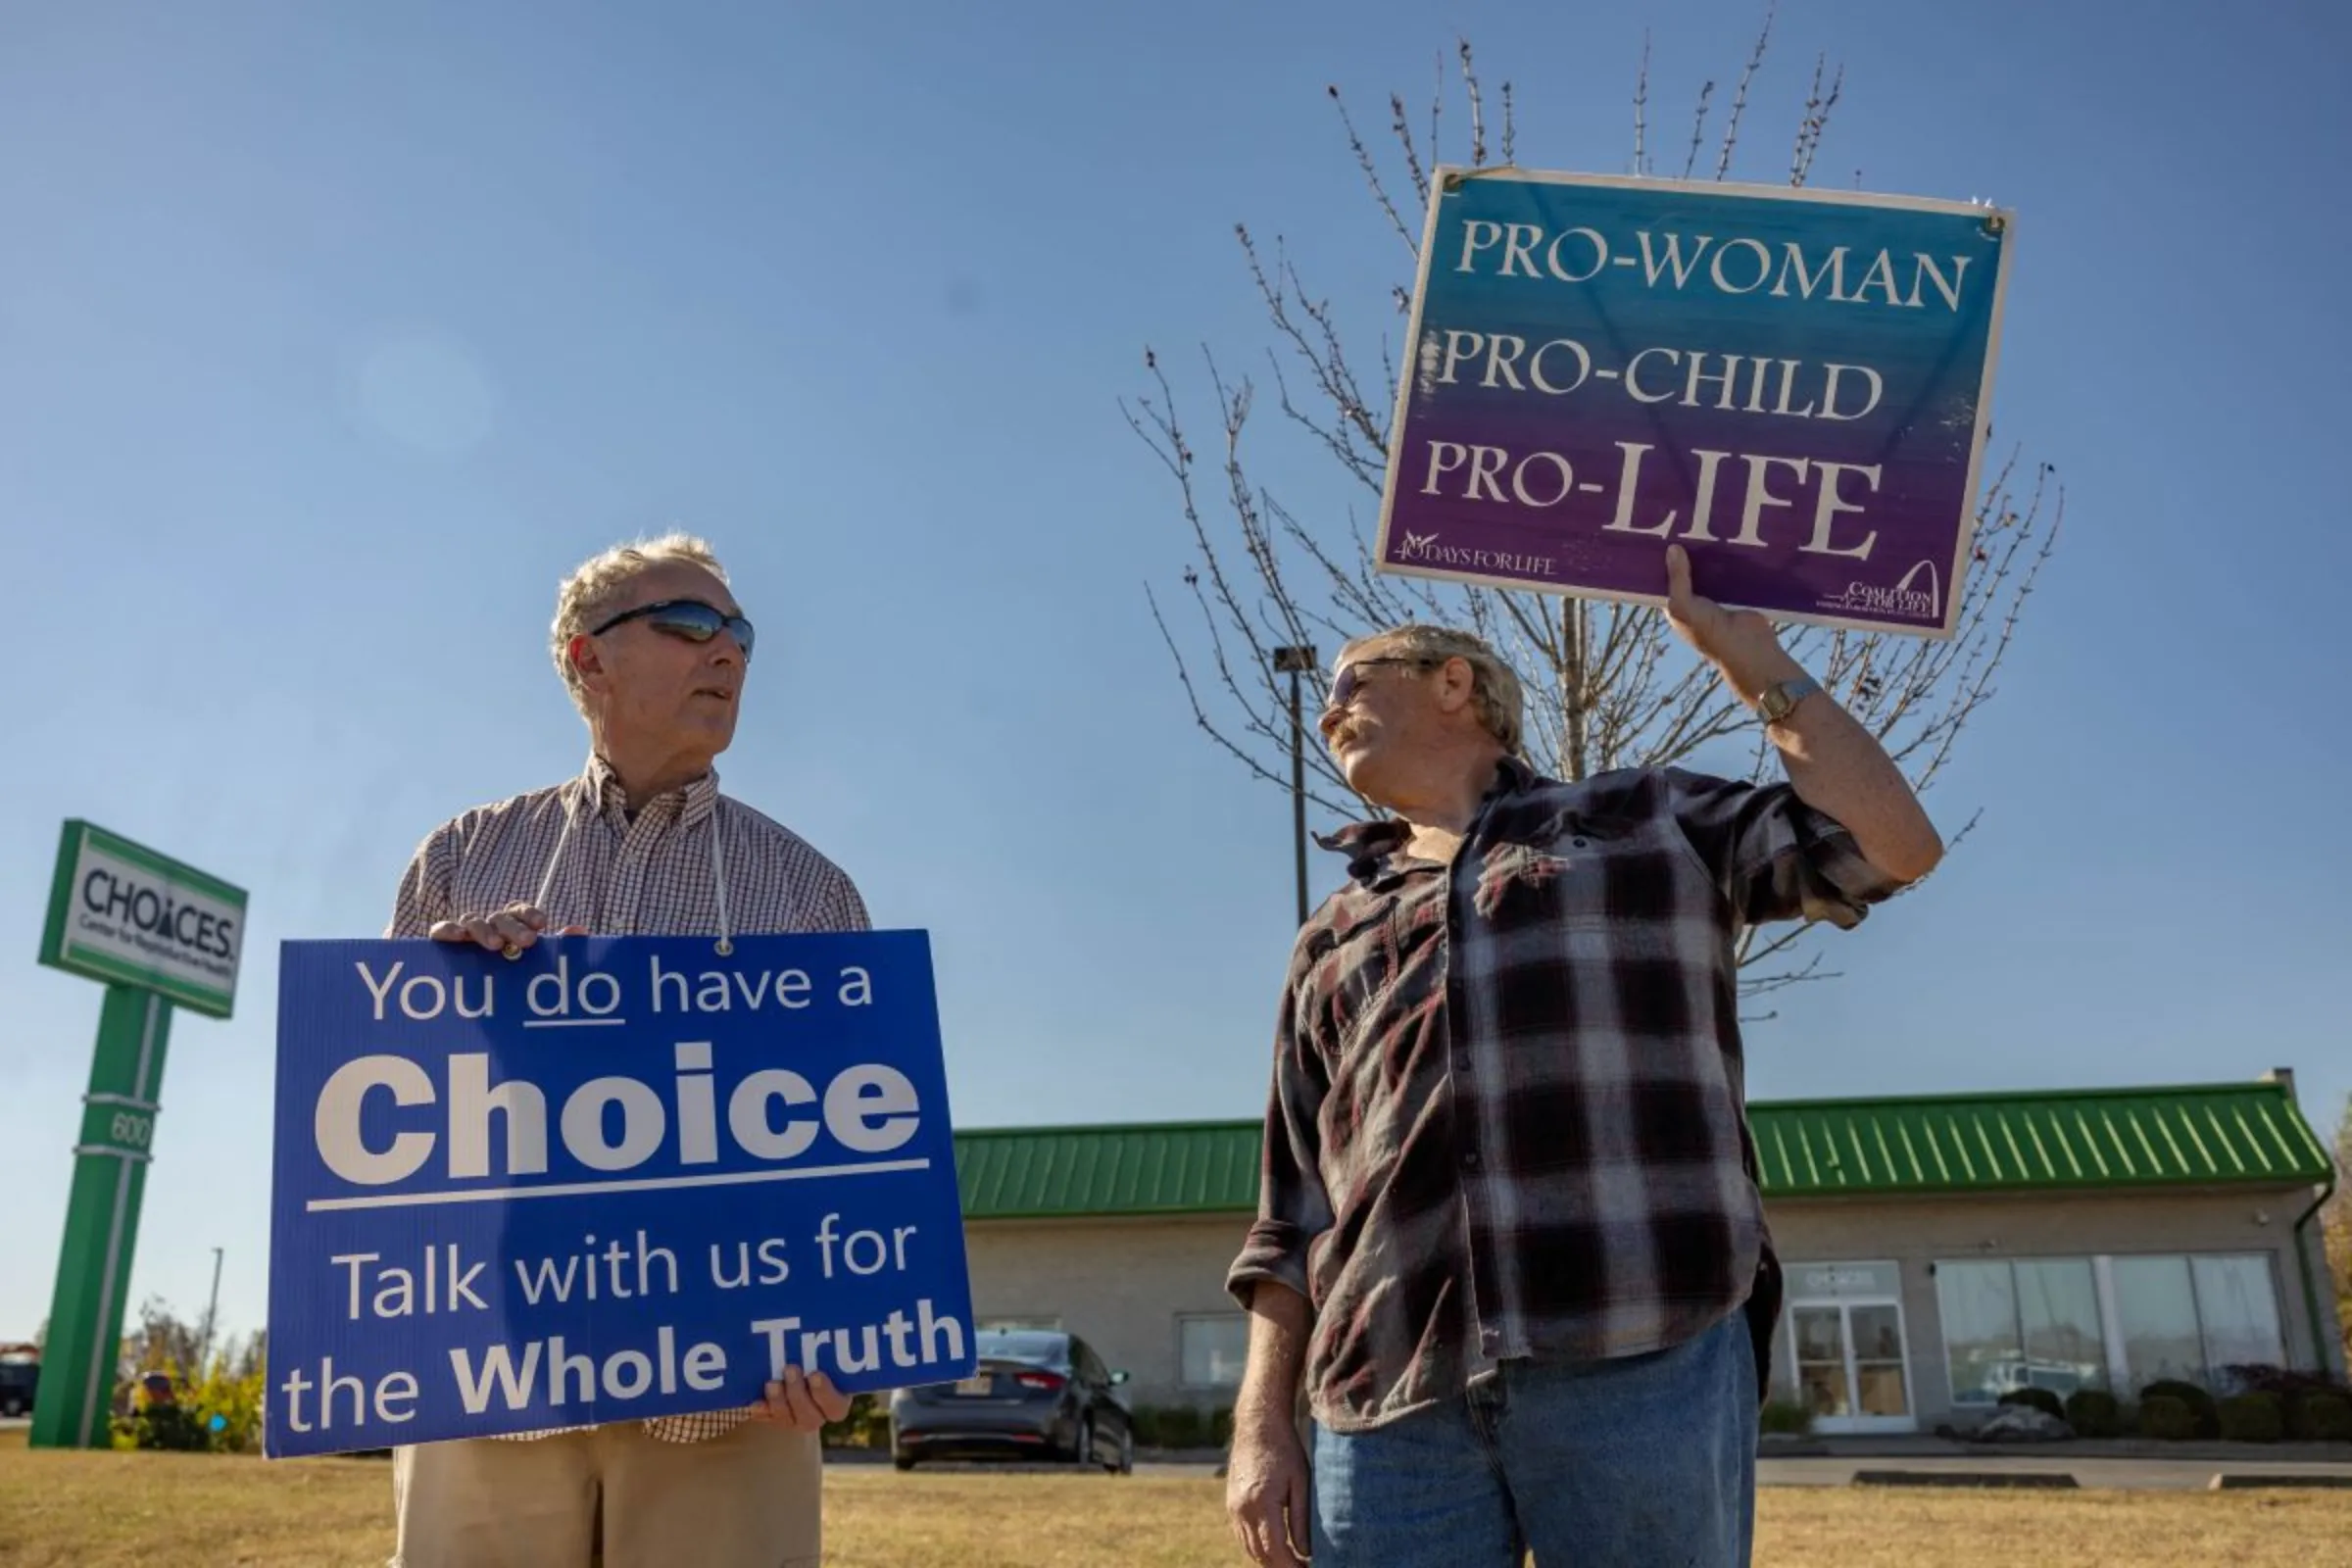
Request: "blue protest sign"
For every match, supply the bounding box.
[264,932,975,1458]
[1375,169,2015,637]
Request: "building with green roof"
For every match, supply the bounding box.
[949,1071,2340,1434]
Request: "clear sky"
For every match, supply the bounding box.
[5,1,2346,1354]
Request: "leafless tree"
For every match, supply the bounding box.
[1125,24,2062,1002]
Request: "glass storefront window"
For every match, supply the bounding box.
[2191,1255,2285,1388]
[1936,1260,2021,1405]
[1179,1314,1250,1389]
[2016,1259,2107,1395]
[2112,1255,2204,1390]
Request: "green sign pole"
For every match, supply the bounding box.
[28,820,243,1451]
[28,985,174,1449]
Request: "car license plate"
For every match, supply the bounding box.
[955,1375,992,1396]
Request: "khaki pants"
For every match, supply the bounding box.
[390,1423,821,1568]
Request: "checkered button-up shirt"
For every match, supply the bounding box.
[387,754,870,1443]
[1225,757,1903,1434]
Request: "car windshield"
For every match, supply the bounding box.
[974,1331,1065,1366]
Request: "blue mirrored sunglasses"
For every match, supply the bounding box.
[588,598,756,661]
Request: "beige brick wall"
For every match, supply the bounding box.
[962,1185,2343,1425]
[1765,1186,2338,1421]
[963,1213,1257,1410]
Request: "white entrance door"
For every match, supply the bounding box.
[1789,1299,1916,1435]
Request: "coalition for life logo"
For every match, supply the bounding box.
[1823,561,1941,622]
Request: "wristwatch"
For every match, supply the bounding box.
[1755,675,1822,724]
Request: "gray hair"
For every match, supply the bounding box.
[550,531,729,713]
[1344,622,1527,757]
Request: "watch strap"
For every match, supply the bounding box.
[1757,675,1822,723]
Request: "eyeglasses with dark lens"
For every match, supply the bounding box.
[588,599,756,661]
[1326,655,1437,709]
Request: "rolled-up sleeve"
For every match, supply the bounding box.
[1662,766,1904,930]
[1226,953,1335,1311]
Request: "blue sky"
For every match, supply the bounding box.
[5,1,2346,1352]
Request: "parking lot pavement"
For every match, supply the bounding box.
[830,1447,2352,1494]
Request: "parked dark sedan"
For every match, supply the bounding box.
[889,1328,1133,1473]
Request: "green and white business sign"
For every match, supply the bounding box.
[40,819,245,1017]
[29,821,246,1450]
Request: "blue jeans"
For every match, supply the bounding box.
[1309,1311,1758,1568]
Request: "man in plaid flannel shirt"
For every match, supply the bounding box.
[1223,547,1945,1568]
[383,533,864,1568]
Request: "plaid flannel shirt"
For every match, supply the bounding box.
[387,754,869,1443]
[1225,757,1902,1434]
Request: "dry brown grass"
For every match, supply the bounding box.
[2,1429,2347,1566]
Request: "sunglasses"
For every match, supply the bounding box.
[588,599,757,661]
[1325,655,1439,710]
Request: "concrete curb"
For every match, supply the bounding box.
[1851,1469,2080,1489]
[2208,1473,2352,1490]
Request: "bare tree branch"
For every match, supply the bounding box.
[1460,38,1490,169]
[1327,85,1414,255]
[1789,53,1844,187]
[1716,4,1776,180]
[1633,30,1652,176]
[1683,79,1717,180]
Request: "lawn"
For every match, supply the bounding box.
[1,1431,2346,1567]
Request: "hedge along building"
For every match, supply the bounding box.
[950,1072,2342,1434]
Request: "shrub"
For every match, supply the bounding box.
[109,1359,268,1454]
[2064,1389,2123,1439]
[2290,1390,2352,1444]
[2137,1395,2196,1442]
[182,1358,268,1454]
[1998,1387,2066,1421]
[1157,1405,1208,1448]
[2219,1363,2344,1400]
[821,1392,892,1449]
[2220,1393,2284,1444]
[1759,1398,1814,1436]
[115,1399,213,1451]
[2137,1379,2219,1439]
[1210,1406,1235,1448]
[2222,1366,2352,1443]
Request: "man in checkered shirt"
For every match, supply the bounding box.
[1223,547,1946,1568]
[383,533,866,1568]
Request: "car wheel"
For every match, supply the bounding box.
[893,1452,916,1472]
[1114,1426,1134,1476]
[1073,1416,1096,1468]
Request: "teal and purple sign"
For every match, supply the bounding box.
[1375,170,2015,637]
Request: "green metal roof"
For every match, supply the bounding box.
[956,1120,1262,1219]
[954,1081,2334,1219]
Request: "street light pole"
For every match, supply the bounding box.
[198,1247,222,1373]
[1273,646,1317,928]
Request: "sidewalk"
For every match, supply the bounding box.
[1755,1433,2352,1492]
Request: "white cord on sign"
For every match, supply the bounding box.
[533,789,578,915]
[710,810,733,956]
